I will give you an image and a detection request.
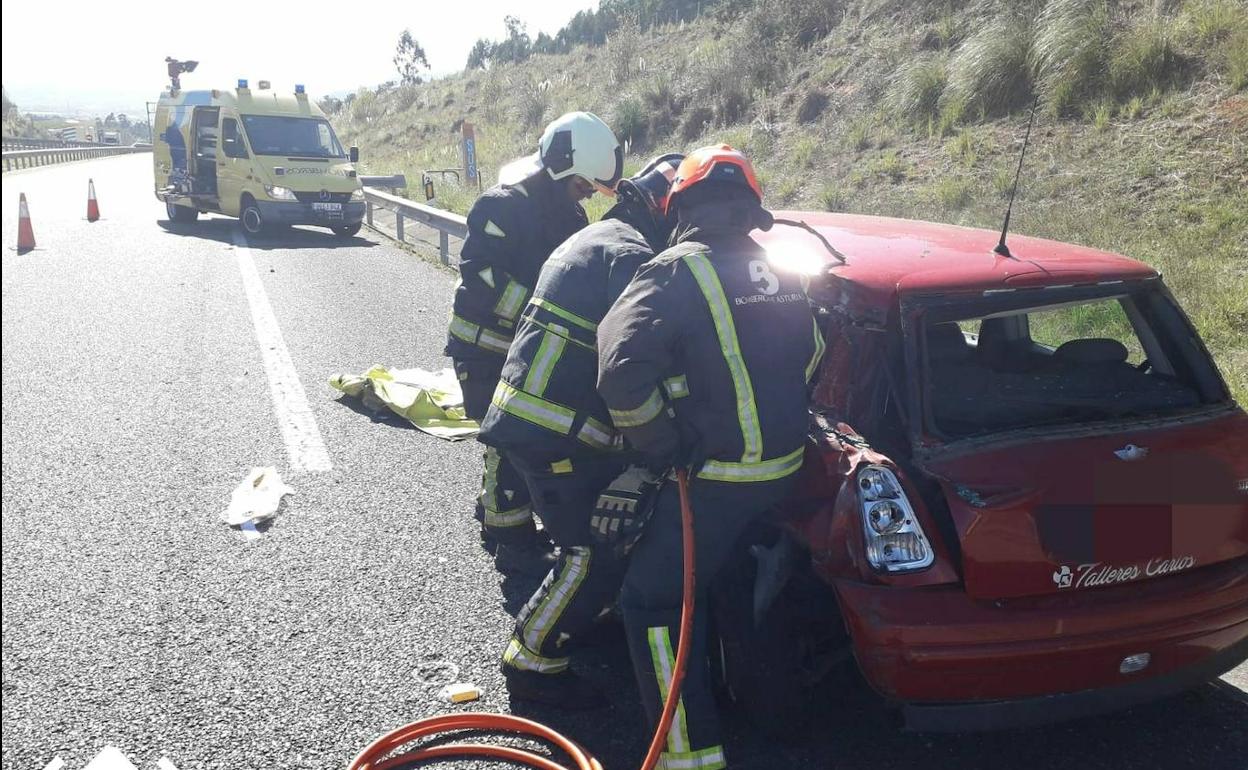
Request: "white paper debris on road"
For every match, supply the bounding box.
[220,466,294,530]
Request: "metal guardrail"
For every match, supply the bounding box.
[358,174,407,191]
[2,137,109,151]
[2,145,150,172]
[363,186,467,265]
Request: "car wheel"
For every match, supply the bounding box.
[166,201,198,223]
[332,223,362,238]
[240,200,265,235]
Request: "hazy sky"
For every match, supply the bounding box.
[3,0,597,115]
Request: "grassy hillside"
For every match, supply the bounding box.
[332,0,1248,402]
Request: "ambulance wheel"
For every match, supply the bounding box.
[332,223,362,238]
[166,201,198,223]
[240,197,265,235]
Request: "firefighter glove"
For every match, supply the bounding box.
[590,465,664,557]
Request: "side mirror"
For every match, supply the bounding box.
[349,146,360,163]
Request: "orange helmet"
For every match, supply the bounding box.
[666,144,762,214]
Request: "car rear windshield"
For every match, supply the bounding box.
[240,115,344,158]
[917,285,1226,439]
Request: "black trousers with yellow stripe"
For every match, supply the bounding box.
[503,455,628,673]
[454,357,534,541]
[621,474,797,770]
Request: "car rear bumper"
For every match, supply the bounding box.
[833,556,1248,729]
[257,200,364,226]
[899,634,1248,731]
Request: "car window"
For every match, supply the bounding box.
[920,291,1209,439]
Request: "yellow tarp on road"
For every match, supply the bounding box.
[330,365,479,440]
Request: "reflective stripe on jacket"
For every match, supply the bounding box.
[478,216,657,465]
[445,171,588,362]
[597,229,823,482]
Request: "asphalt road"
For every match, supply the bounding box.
[2,154,1245,770]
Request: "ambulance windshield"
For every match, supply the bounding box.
[240,115,345,158]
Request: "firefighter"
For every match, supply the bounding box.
[447,112,622,571]
[596,145,825,769]
[478,154,685,707]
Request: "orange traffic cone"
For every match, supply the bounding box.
[87,179,100,222]
[16,193,36,253]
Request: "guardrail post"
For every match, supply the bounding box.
[366,200,373,227]
[440,231,450,265]
[396,212,405,243]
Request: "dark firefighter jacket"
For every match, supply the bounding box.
[445,171,588,365]
[596,207,826,483]
[478,204,664,466]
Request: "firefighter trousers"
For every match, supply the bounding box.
[503,455,629,673]
[454,356,534,542]
[621,474,796,770]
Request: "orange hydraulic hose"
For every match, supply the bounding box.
[347,468,697,770]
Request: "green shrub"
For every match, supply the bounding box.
[948,128,978,167]
[871,150,908,182]
[1031,0,1112,116]
[1181,0,1245,45]
[932,176,973,211]
[820,184,848,212]
[1091,100,1114,131]
[845,119,874,151]
[614,98,648,148]
[513,77,550,128]
[1110,16,1183,99]
[1122,95,1145,119]
[772,176,802,204]
[792,135,819,169]
[888,56,948,126]
[991,166,1015,198]
[946,13,1036,117]
[1230,28,1248,91]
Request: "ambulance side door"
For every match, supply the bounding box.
[217,113,251,216]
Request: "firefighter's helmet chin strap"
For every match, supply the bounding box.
[771,218,849,264]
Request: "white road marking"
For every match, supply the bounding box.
[157,758,180,770]
[82,746,139,770]
[41,759,66,770]
[233,232,332,473]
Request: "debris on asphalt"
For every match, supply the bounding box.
[439,682,482,704]
[330,365,479,440]
[220,466,294,532]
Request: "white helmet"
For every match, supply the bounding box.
[538,111,623,194]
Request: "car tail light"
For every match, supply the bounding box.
[857,465,935,573]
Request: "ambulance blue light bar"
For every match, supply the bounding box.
[237,79,248,89]
[295,84,306,94]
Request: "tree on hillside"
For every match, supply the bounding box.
[466,38,493,70]
[491,16,533,65]
[2,87,14,122]
[394,29,431,85]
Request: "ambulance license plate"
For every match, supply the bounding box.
[312,202,342,212]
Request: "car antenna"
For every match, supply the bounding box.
[994,94,1040,259]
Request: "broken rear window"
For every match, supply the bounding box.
[917,286,1223,440]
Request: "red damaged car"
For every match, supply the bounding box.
[711,212,1248,732]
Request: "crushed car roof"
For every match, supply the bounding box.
[755,212,1159,308]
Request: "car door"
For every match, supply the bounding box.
[217,114,251,216]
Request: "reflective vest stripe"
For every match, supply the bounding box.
[647,626,692,755]
[576,416,620,451]
[531,296,598,333]
[806,316,825,383]
[493,279,528,322]
[492,381,576,434]
[683,253,763,463]
[450,314,513,355]
[655,747,728,770]
[608,386,664,428]
[527,316,596,352]
[663,374,690,399]
[522,547,591,654]
[697,446,804,483]
[503,638,568,674]
[524,326,568,397]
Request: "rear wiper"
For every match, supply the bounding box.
[772,218,848,265]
